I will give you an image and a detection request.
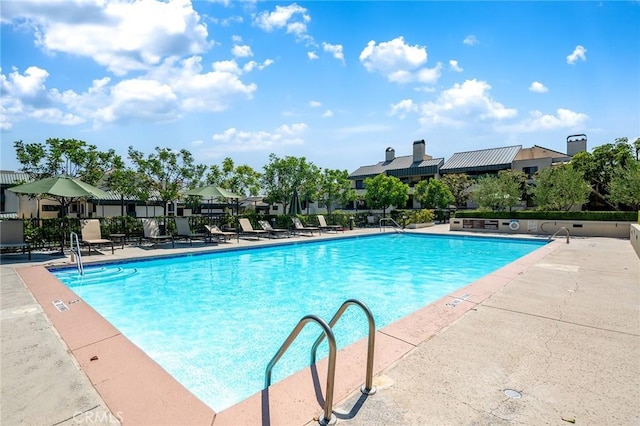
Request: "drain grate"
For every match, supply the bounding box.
[504,389,522,399]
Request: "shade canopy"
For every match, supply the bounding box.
[8,175,110,199]
[185,185,241,200]
[288,189,302,215]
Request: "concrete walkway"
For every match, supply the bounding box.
[330,236,640,425]
[1,228,639,425]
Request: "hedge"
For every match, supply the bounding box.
[453,210,638,222]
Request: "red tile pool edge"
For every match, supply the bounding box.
[16,239,561,425]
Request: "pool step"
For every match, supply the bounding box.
[56,267,138,285]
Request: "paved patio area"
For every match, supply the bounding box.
[1,226,638,425]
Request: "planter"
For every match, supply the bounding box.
[406,222,435,229]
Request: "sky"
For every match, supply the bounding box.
[1,0,639,175]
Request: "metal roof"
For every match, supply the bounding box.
[0,172,29,186]
[440,145,522,174]
[349,156,444,179]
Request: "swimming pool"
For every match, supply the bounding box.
[52,233,546,411]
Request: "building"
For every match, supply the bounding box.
[348,140,444,209]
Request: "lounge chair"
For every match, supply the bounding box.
[291,217,319,236]
[238,218,268,240]
[205,224,235,243]
[258,220,290,238]
[317,215,342,233]
[80,219,114,255]
[174,217,207,246]
[141,218,175,247]
[0,220,31,260]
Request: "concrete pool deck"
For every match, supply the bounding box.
[1,225,638,425]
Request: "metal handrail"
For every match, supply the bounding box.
[265,315,337,426]
[379,217,404,233]
[548,226,570,244]
[69,232,84,275]
[311,299,377,396]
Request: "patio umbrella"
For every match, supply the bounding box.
[185,185,242,241]
[8,175,110,254]
[288,189,302,215]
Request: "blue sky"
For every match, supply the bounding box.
[1,1,639,174]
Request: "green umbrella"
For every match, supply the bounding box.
[8,175,110,199]
[8,175,110,254]
[288,189,302,215]
[185,185,241,200]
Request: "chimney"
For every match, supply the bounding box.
[566,134,587,156]
[385,147,395,162]
[413,139,426,162]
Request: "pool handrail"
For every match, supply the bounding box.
[548,226,570,244]
[69,231,84,275]
[379,217,404,233]
[265,314,337,425]
[310,299,377,396]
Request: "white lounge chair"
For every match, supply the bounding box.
[258,220,290,238]
[291,217,319,236]
[141,218,175,247]
[204,224,235,243]
[0,220,31,260]
[80,219,114,255]
[174,217,207,246]
[317,215,342,233]
[238,218,268,240]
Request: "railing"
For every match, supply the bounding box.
[310,299,377,396]
[69,232,84,275]
[265,315,337,426]
[379,217,404,233]
[548,226,570,244]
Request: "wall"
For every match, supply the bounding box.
[450,217,631,238]
[631,224,640,259]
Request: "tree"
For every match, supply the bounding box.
[473,170,525,211]
[414,179,454,209]
[531,164,591,211]
[441,173,472,208]
[316,169,356,214]
[363,174,409,217]
[608,162,640,210]
[128,146,206,217]
[13,138,123,216]
[205,157,261,196]
[261,154,317,213]
[571,137,635,209]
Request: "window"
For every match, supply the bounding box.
[522,166,538,179]
[355,180,364,189]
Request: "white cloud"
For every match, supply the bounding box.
[529,81,548,93]
[502,108,589,132]
[210,123,308,152]
[322,42,344,63]
[389,99,418,119]
[449,60,463,72]
[359,36,440,84]
[232,44,253,58]
[322,110,333,118]
[2,0,211,76]
[418,79,517,126]
[253,4,311,41]
[463,35,479,46]
[309,100,322,108]
[307,51,319,60]
[567,45,587,64]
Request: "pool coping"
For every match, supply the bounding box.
[15,233,561,425]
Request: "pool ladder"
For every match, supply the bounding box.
[69,232,84,275]
[548,226,570,244]
[379,217,404,233]
[264,299,377,426]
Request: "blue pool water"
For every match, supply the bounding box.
[52,233,545,411]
